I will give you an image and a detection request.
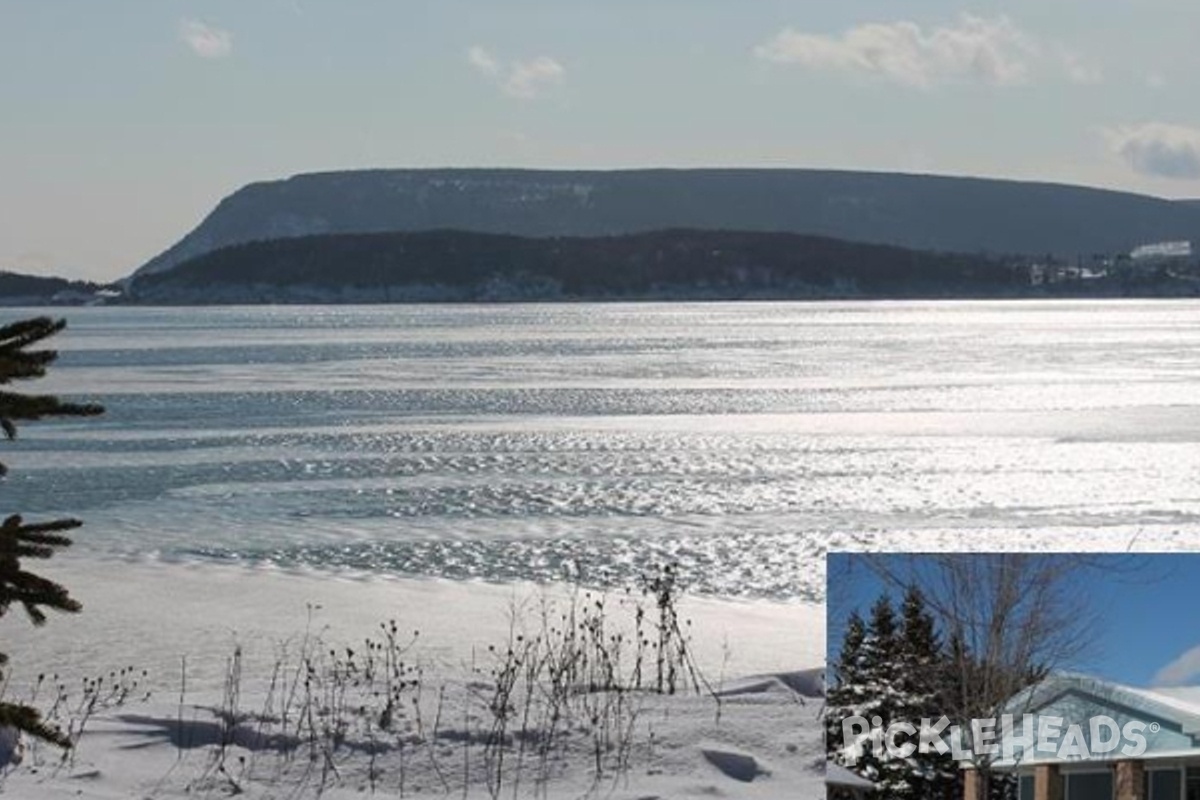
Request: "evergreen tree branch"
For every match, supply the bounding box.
[0,702,70,748]
[0,316,100,748]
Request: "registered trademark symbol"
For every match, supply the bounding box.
[1149,723,1161,733]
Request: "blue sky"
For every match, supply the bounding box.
[3,0,1200,279]
[827,553,1200,689]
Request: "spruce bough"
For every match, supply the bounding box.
[0,316,102,746]
[826,587,961,800]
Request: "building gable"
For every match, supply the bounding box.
[996,676,1200,767]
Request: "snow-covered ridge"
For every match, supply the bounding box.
[127,167,1200,283]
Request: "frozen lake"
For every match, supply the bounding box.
[8,300,1200,601]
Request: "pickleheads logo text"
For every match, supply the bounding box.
[838,714,1152,764]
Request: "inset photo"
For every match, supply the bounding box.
[825,553,1200,800]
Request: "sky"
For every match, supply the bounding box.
[826,553,1200,690]
[3,0,1200,281]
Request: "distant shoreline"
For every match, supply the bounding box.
[10,286,1200,307]
[109,228,1200,306]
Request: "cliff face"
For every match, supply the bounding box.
[129,169,1200,282]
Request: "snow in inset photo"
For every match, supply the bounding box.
[825,553,1200,800]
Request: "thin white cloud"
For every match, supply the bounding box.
[1146,72,1167,90]
[1152,644,1200,686]
[468,46,565,100]
[754,15,1035,89]
[180,19,232,59]
[504,57,565,99]
[467,46,500,77]
[1105,122,1200,180]
[1060,48,1103,85]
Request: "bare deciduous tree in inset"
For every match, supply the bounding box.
[845,553,1141,800]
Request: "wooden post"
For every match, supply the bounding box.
[1035,764,1063,800]
[1115,761,1145,800]
[964,769,981,800]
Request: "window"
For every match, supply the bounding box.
[1066,771,1112,800]
[1020,775,1035,800]
[1149,769,1181,800]
[1186,767,1200,800]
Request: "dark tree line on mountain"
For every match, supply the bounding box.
[0,318,103,746]
[131,229,1032,300]
[0,272,107,302]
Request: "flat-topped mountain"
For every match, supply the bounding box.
[130,168,1200,281]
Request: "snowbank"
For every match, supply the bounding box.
[0,559,825,798]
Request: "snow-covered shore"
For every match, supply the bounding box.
[0,559,825,798]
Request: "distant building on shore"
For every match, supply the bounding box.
[1120,240,1193,275]
[1130,241,1193,262]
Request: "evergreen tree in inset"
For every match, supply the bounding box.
[897,585,957,800]
[827,595,913,796]
[859,594,917,799]
[826,610,868,763]
[0,317,102,746]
